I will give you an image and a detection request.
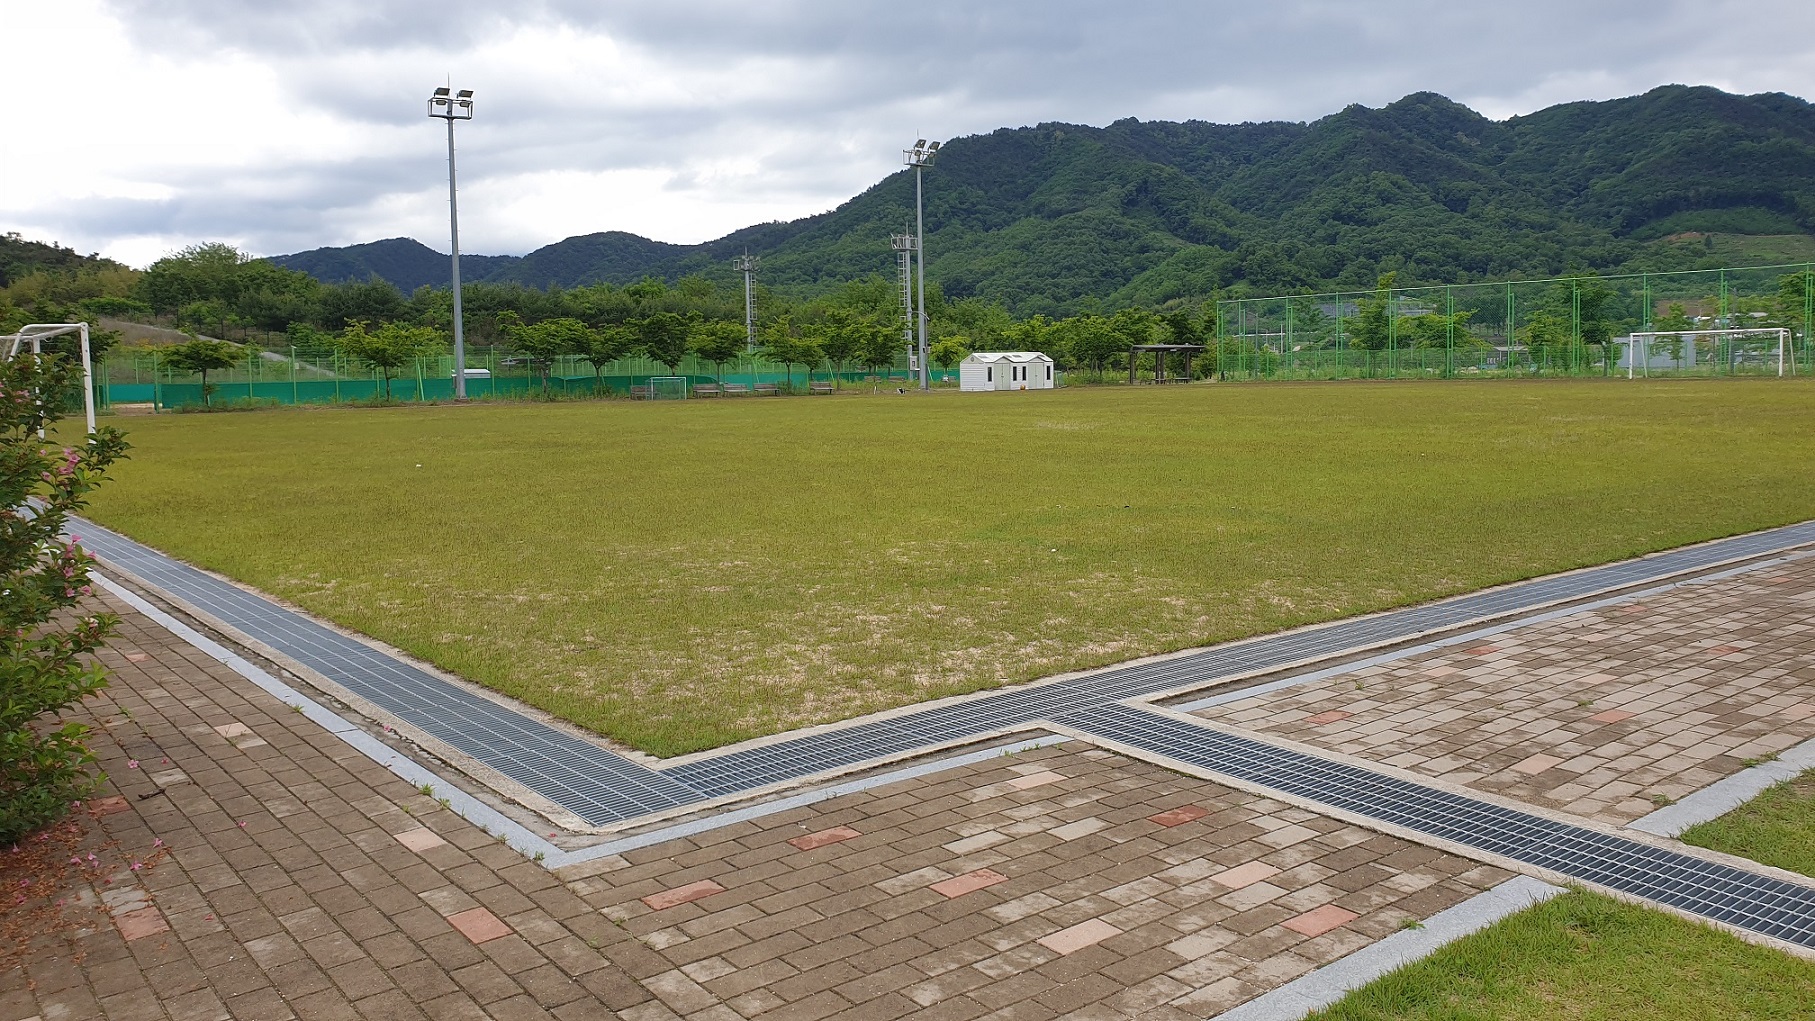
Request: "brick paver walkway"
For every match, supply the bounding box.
[2,590,1511,1021]
[5,547,1815,1019]
[1196,557,1815,824]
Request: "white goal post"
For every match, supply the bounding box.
[0,323,96,433]
[1624,328,1791,379]
[647,375,689,400]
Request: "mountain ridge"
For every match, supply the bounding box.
[269,85,1815,315]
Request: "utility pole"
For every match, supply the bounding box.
[904,140,940,390]
[428,87,475,398]
[732,253,759,351]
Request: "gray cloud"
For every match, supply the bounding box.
[19,1,1815,263]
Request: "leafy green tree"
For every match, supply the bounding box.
[500,315,589,394]
[1343,274,1397,352]
[1773,272,1813,339]
[0,351,130,844]
[1518,310,1572,372]
[689,320,746,382]
[1405,309,1476,348]
[760,315,822,388]
[930,336,971,372]
[637,312,691,374]
[176,299,234,338]
[162,337,239,405]
[578,322,635,392]
[335,321,445,399]
[136,242,249,314]
[816,311,866,388]
[319,276,407,330]
[859,319,904,378]
[1061,315,1123,378]
[1573,275,1620,373]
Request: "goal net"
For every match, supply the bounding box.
[1623,328,1792,378]
[1,322,97,433]
[648,376,689,400]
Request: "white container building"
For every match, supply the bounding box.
[959,351,1055,392]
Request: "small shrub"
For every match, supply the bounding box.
[0,352,130,844]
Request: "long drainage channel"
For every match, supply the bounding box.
[76,517,1815,953]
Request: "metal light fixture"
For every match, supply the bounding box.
[428,86,476,397]
[903,139,940,390]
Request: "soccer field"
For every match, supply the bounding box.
[83,380,1815,756]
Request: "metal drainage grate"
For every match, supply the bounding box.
[74,515,1815,825]
[1062,702,1815,949]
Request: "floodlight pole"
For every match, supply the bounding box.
[733,253,759,351]
[429,87,475,399]
[904,140,940,390]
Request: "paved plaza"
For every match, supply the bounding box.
[3,541,1815,1020]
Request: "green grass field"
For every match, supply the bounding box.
[83,379,1815,756]
[1308,892,1815,1020]
[1682,770,1815,879]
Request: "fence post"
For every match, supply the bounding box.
[1445,285,1455,378]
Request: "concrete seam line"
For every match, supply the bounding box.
[1629,734,1815,836]
[1213,876,1566,1021]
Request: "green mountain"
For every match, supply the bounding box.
[1,232,128,288]
[270,86,1815,315]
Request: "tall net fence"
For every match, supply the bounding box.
[1213,263,1815,381]
[99,346,955,409]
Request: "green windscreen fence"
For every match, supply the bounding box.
[102,347,957,410]
[1211,263,1814,380]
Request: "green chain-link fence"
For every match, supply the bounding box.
[1213,263,1815,380]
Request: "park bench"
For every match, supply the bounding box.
[809,382,836,395]
[693,383,722,397]
[629,384,651,400]
[722,383,750,396]
[753,383,780,396]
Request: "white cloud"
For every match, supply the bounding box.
[3,0,1812,266]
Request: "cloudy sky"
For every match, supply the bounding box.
[6,1,1814,267]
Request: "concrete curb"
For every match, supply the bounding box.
[1213,876,1566,1020]
[1630,734,1815,837]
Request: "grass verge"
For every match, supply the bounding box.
[1310,891,1815,1020]
[81,379,1815,756]
[1681,769,1815,878]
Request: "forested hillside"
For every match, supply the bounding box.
[271,86,1815,315]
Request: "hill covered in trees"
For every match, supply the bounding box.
[271,85,1815,315]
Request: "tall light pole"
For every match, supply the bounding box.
[428,87,475,398]
[732,252,759,351]
[904,139,940,390]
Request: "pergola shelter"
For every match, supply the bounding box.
[1129,343,1205,385]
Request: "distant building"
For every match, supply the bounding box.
[959,352,1055,392]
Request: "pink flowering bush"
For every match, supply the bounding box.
[0,351,129,844]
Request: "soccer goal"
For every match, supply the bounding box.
[1623,328,1792,379]
[648,376,689,400]
[0,322,96,433]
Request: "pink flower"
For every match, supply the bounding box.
[237,821,247,828]
[152,838,163,848]
[127,759,139,769]
[130,862,142,871]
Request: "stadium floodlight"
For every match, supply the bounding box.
[732,253,759,351]
[903,138,941,390]
[428,86,476,398]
